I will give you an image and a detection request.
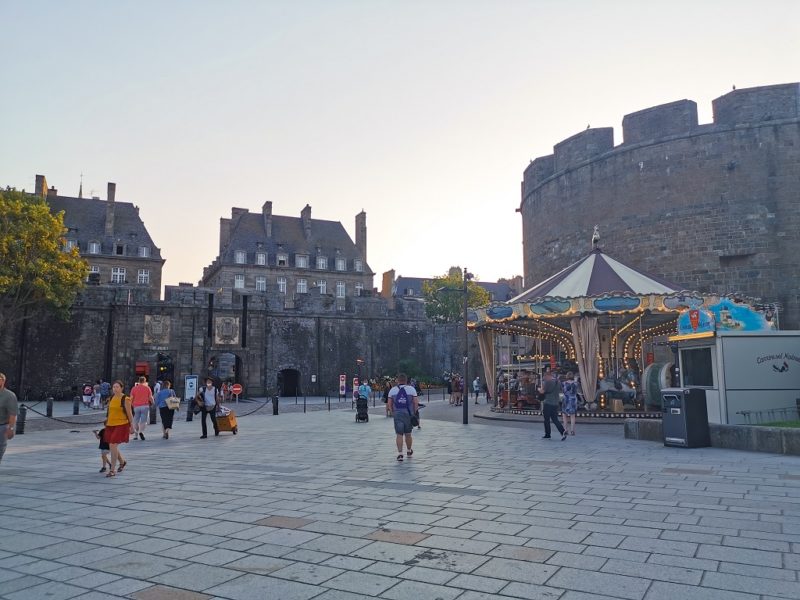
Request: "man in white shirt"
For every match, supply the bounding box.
[387,373,418,462]
[198,378,219,438]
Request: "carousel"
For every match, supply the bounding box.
[469,232,724,417]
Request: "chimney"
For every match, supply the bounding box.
[355,210,367,263]
[262,201,272,237]
[301,204,312,239]
[35,174,47,198]
[220,217,231,253]
[105,182,116,237]
[47,186,58,198]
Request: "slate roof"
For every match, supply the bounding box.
[219,212,371,273]
[395,276,514,302]
[46,194,162,259]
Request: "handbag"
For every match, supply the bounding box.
[166,396,181,410]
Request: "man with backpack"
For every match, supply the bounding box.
[387,373,418,462]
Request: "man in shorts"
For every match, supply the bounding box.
[387,373,418,462]
[0,373,19,464]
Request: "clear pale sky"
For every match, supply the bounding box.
[2,1,798,291]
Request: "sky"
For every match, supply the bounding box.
[2,0,798,292]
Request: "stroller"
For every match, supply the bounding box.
[355,396,369,422]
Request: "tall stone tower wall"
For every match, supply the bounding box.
[520,83,800,328]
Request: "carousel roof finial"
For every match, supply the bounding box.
[591,225,600,250]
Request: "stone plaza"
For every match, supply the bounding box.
[1,404,799,600]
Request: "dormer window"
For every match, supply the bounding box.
[317,256,328,270]
[277,253,288,267]
[88,241,101,254]
[234,250,247,264]
[336,258,346,271]
[115,243,125,256]
[354,259,363,272]
[138,246,150,258]
[296,254,309,268]
[65,239,77,251]
[256,252,266,266]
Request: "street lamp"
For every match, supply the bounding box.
[462,268,474,425]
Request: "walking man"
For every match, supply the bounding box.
[0,373,18,464]
[539,370,567,441]
[198,378,219,438]
[387,373,418,462]
[473,376,481,404]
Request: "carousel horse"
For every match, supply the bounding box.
[594,377,636,404]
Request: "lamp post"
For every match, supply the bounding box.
[462,268,474,425]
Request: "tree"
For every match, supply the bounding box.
[422,267,491,323]
[0,188,88,333]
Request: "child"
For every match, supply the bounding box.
[94,429,111,473]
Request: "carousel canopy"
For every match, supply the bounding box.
[511,248,681,303]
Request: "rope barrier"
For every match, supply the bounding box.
[23,404,106,425]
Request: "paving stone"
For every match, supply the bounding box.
[498,582,564,599]
[313,591,377,600]
[321,555,373,571]
[362,561,407,576]
[0,575,48,595]
[546,551,607,570]
[70,592,128,600]
[151,563,242,591]
[94,576,155,596]
[381,579,462,600]
[365,530,430,545]
[205,573,320,600]
[415,534,497,555]
[4,580,88,600]
[252,528,322,547]
[701,571,799,598]
[255,516,315,529]
[489,544,553,563]
[473,557,559,585]
[602,558,703,585]
[0,533,64,553]
[548,566,652,600]
[397,566,456,584]
[620,536,697,557]
[646,553,719,572]
[644,580,758,600]
[447,573,506,592]
[322,570,397,595]
[131,585,212,600]
[718,561,798,581]
[299,534,372,554]
[696,544,783,567]
[270,562,343,585]
[190,549,249,565]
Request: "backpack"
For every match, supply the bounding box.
[393,385,413,413]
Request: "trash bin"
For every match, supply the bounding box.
[661,388,710,448]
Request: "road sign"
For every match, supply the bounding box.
[231,383,243,395]
[185,375,198,403]
[339,374,346,398]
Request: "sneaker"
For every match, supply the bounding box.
[561,431,568,441]
[200,435,207,439]
[99,467,106,473]
[542,435,551,439]
[165,430,169,439]
[139,433,145,441]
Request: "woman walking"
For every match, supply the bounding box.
[103,380,132,477]
[155,380,177,439]
[561,371,578,435]
[130,376,154,440]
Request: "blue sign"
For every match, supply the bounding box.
[708,298,772,332]
[677,308,715,335]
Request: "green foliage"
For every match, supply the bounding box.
[0,188,88,331]
[421,267,491,323]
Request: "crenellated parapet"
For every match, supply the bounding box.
[622,99,698,144]
[713,83,800,126]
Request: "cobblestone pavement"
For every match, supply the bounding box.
[1,409,799,600]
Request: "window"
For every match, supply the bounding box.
[336,258,346,271]
[316,256,328,270]
[336,281,346,298]
[255,276,266,292]
[404,288,415,296]
[65,239,77,251]
[277,253,288,267]
[296,254,309,268]
[115,244,125,255]
[277,277,287,294]
[137,269,150,284]
[88,241,100,254]
[354,259,363,272]
[234,274,245,289]
[355,283,364,296]
[90,265,100,274]
[681,348,714,387]
[256,252,266,266]
[317,280,327,294]
[111,267,126,283]
[138,246,150,258]
[87,265,100,282]
[296,278,308,293]
[235,250,247,264]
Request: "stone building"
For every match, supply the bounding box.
[520,83,800,329]
[201,204,373,308]
[34,175,164,301]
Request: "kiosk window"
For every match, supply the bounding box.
[681,348,713,387]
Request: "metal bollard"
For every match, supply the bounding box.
[327,396,330,412]
[186,402,194,421]
[46,396,54,417]
[303,396,306,413]
[273,396,279,415]
[149,404,157,425]
[16,404,27,434]
[73,395,80,415]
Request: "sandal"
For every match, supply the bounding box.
[105,471,116,478]
[396,454,404,462]
[118,461,127,472]
[406,449,414,457]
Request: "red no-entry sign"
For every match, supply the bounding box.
[231,383,243,395]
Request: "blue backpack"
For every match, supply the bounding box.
[394,386,413,413]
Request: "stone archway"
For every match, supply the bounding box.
[278,368,301,397]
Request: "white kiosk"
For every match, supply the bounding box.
[670,299,799,425]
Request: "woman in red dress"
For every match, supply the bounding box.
[102,381,133,477]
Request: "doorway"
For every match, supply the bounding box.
[278,369,301,397]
